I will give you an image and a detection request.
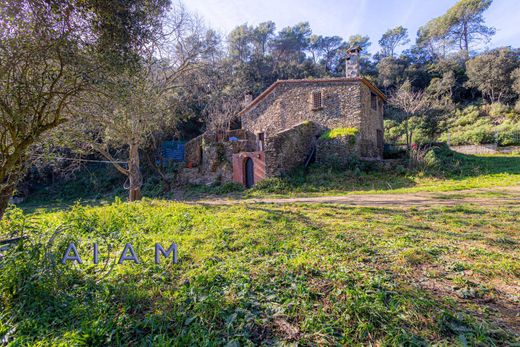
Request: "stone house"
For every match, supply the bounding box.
[182,47,386,187]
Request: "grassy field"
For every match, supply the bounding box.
[175,153,520,201]
[18,153,520,210]
[1,200,519,345]
[245,153,520,198]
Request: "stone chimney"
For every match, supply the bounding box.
[345,46,362,78]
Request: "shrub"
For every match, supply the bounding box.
[383,145,407,159]
[184,181,244,196]
[451,105,481,127]
[484,102,517,119]
[251,177,291,193]
[320,127,358,141]
[214,182,244,194]
[423,144,464,176]
[496,122,520,146]
[440,104,520,146]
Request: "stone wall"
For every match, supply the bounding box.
[264,121,319,176]
[316,134,360,166]
[179,130,257,185]
[184,134,204,167]
[449,144,520,154]
[241,80,384,161]
[359,83,384,158]
[184,130,256,168]
[242,81,363,138]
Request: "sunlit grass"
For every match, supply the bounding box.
[246,154,520,197]
[1,200,518,345]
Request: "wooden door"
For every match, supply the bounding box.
[245,158,254,188]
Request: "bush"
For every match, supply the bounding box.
[484,102,517,119]
[451,105,481,127]
[184,181,244,196]
[440,104,520,146]
[320,127,358,141]
[423,144,465,176]
[251,177,292,194]
[214,182,244,194]
[383,144,407,159]
[384,119,405,144]
[496,121,520,146]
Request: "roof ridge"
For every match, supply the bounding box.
[239,77,385,116]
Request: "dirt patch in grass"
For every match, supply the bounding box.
[193,185,520,208]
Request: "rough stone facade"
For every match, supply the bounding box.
[264,121,319,176]
[234,78,385,184]
[316,135,359,166]
[178,129,256,185]
[359,83,385,157]
[181,77,385,187]
[241,80,363,137]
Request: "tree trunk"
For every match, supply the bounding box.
[0,184,16,220]
[405,118,411,150]
[0,155,26,219]
[462,22,469,59]
[128,143,142,202]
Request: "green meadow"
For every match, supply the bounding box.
[1,200,518,345]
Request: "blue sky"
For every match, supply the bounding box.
[184,0,520,54]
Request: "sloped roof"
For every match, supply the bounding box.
[239,77,386,116]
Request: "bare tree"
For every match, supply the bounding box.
[388,80,430,150]
[79,4,216,201]
[204,95,243,133]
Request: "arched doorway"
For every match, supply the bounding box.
[244,158,254,188]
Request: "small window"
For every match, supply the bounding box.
[257,132,265,151]
[312,91,322,109]
[370,92,377,111]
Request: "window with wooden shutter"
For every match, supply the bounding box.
[371,92,377,110]
[311,91,322,110]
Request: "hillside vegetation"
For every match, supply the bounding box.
[439,104,520,146]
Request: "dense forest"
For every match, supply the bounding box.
[1,0,520,214]
[193,0,520,148]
